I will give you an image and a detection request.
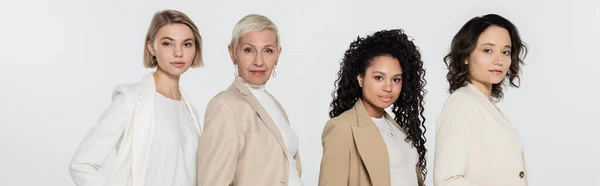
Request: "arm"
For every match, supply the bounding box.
[197,96,239,186]
[318,120,351,186]
[69,90,131,186]
[433,96,479,186]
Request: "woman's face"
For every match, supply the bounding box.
[229,29,281,85]
[358,55,403,116]
[467,26,512,88]
[147,23,197,76]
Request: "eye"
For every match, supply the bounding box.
[264,48,274,54]
[162,42,172,47]
[244,48,254,54]
[184,42,193,47]
[502,50,511,56]
[393,78,402,83]
[374,76,383,81]
[483,49,492,53]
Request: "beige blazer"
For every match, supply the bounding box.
[197,78,301,186]
[319,100,424,186]
[434,83,528,186]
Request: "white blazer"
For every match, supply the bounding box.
[434,83,528,186]
[69,73,202,186]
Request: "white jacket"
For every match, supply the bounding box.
[69,74,202,186]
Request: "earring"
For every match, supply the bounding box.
[272,65,277,78]
[234,64,239,77]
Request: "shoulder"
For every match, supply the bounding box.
[324,109,356,131]
[207,89,246,108]
[443,86,480,110]
[110,80,145,106]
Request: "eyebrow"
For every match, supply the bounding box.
[240,43,276,48]
[481,42,511,49]
[159,37,194,42]
[373,71,402,77]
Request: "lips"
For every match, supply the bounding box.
[171,61,186,68]
[249,70,266,76]
[379,96,393,103]
[489,69,503,75]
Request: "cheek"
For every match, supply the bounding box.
[362,81,379,96]
[185,48,196,58]
[394,84,402,95]
[236,54,254,67]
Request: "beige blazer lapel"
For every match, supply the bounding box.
[466,83,513,128]
[231,78,289,160]
[350,99,391,186]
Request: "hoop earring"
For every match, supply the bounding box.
[234,65,239,77]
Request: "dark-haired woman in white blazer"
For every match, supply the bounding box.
[434,14,529,186]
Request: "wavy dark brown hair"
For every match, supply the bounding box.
[329,29,428,180]
[444,14,528,100]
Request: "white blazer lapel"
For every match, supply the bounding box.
[180,88,202,135]
[130,73,156,186]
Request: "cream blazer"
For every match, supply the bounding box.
[197,78,301,186]
[434,83,528,186]
[69,73,202,186]
[319,100,424,186]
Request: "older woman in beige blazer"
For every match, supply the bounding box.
[197,14,303,186]
[434,14,529,186]
[319,29,427,186]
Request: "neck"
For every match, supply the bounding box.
[361,99,384,118]
[470,78,492,100]
[241,77,266,89]
[154,69,181,100]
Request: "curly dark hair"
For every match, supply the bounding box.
[329,29,428,180]
[444,14,528,100]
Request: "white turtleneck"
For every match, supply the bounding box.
[243,80,304,186]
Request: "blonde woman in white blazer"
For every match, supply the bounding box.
[69,10,203,186]
[434,14,529,186]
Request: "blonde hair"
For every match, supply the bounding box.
[230,14,280,54]
[143,10,203,68]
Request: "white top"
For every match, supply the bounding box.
[244,81,304,186]
[371,116,418,186]
[145,93,198,186]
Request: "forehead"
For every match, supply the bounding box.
[477,26,511,46]
[155,23,194,40]
[238,29,278,47]
[367,55,403,73]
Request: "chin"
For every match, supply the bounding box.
[377,102,394,110]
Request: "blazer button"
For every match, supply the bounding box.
[519,171,525,178]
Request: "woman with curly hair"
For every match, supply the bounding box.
[433,14,529,186]
[318,29,427,186]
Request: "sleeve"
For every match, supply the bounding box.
[197,96,239,186]
[433,95,480,186]
[68,90,131,186]
[318,120,351,186]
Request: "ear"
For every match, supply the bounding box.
[464,58,469,65]
[356,74,364,87]
[147,41,155,56]
[228,44,236,65]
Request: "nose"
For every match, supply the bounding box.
[382,81,392,93]
[174,46,183,58]
[493,53,505,66]
[253,53,265,67]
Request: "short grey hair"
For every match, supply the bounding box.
[230,14,281,53]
